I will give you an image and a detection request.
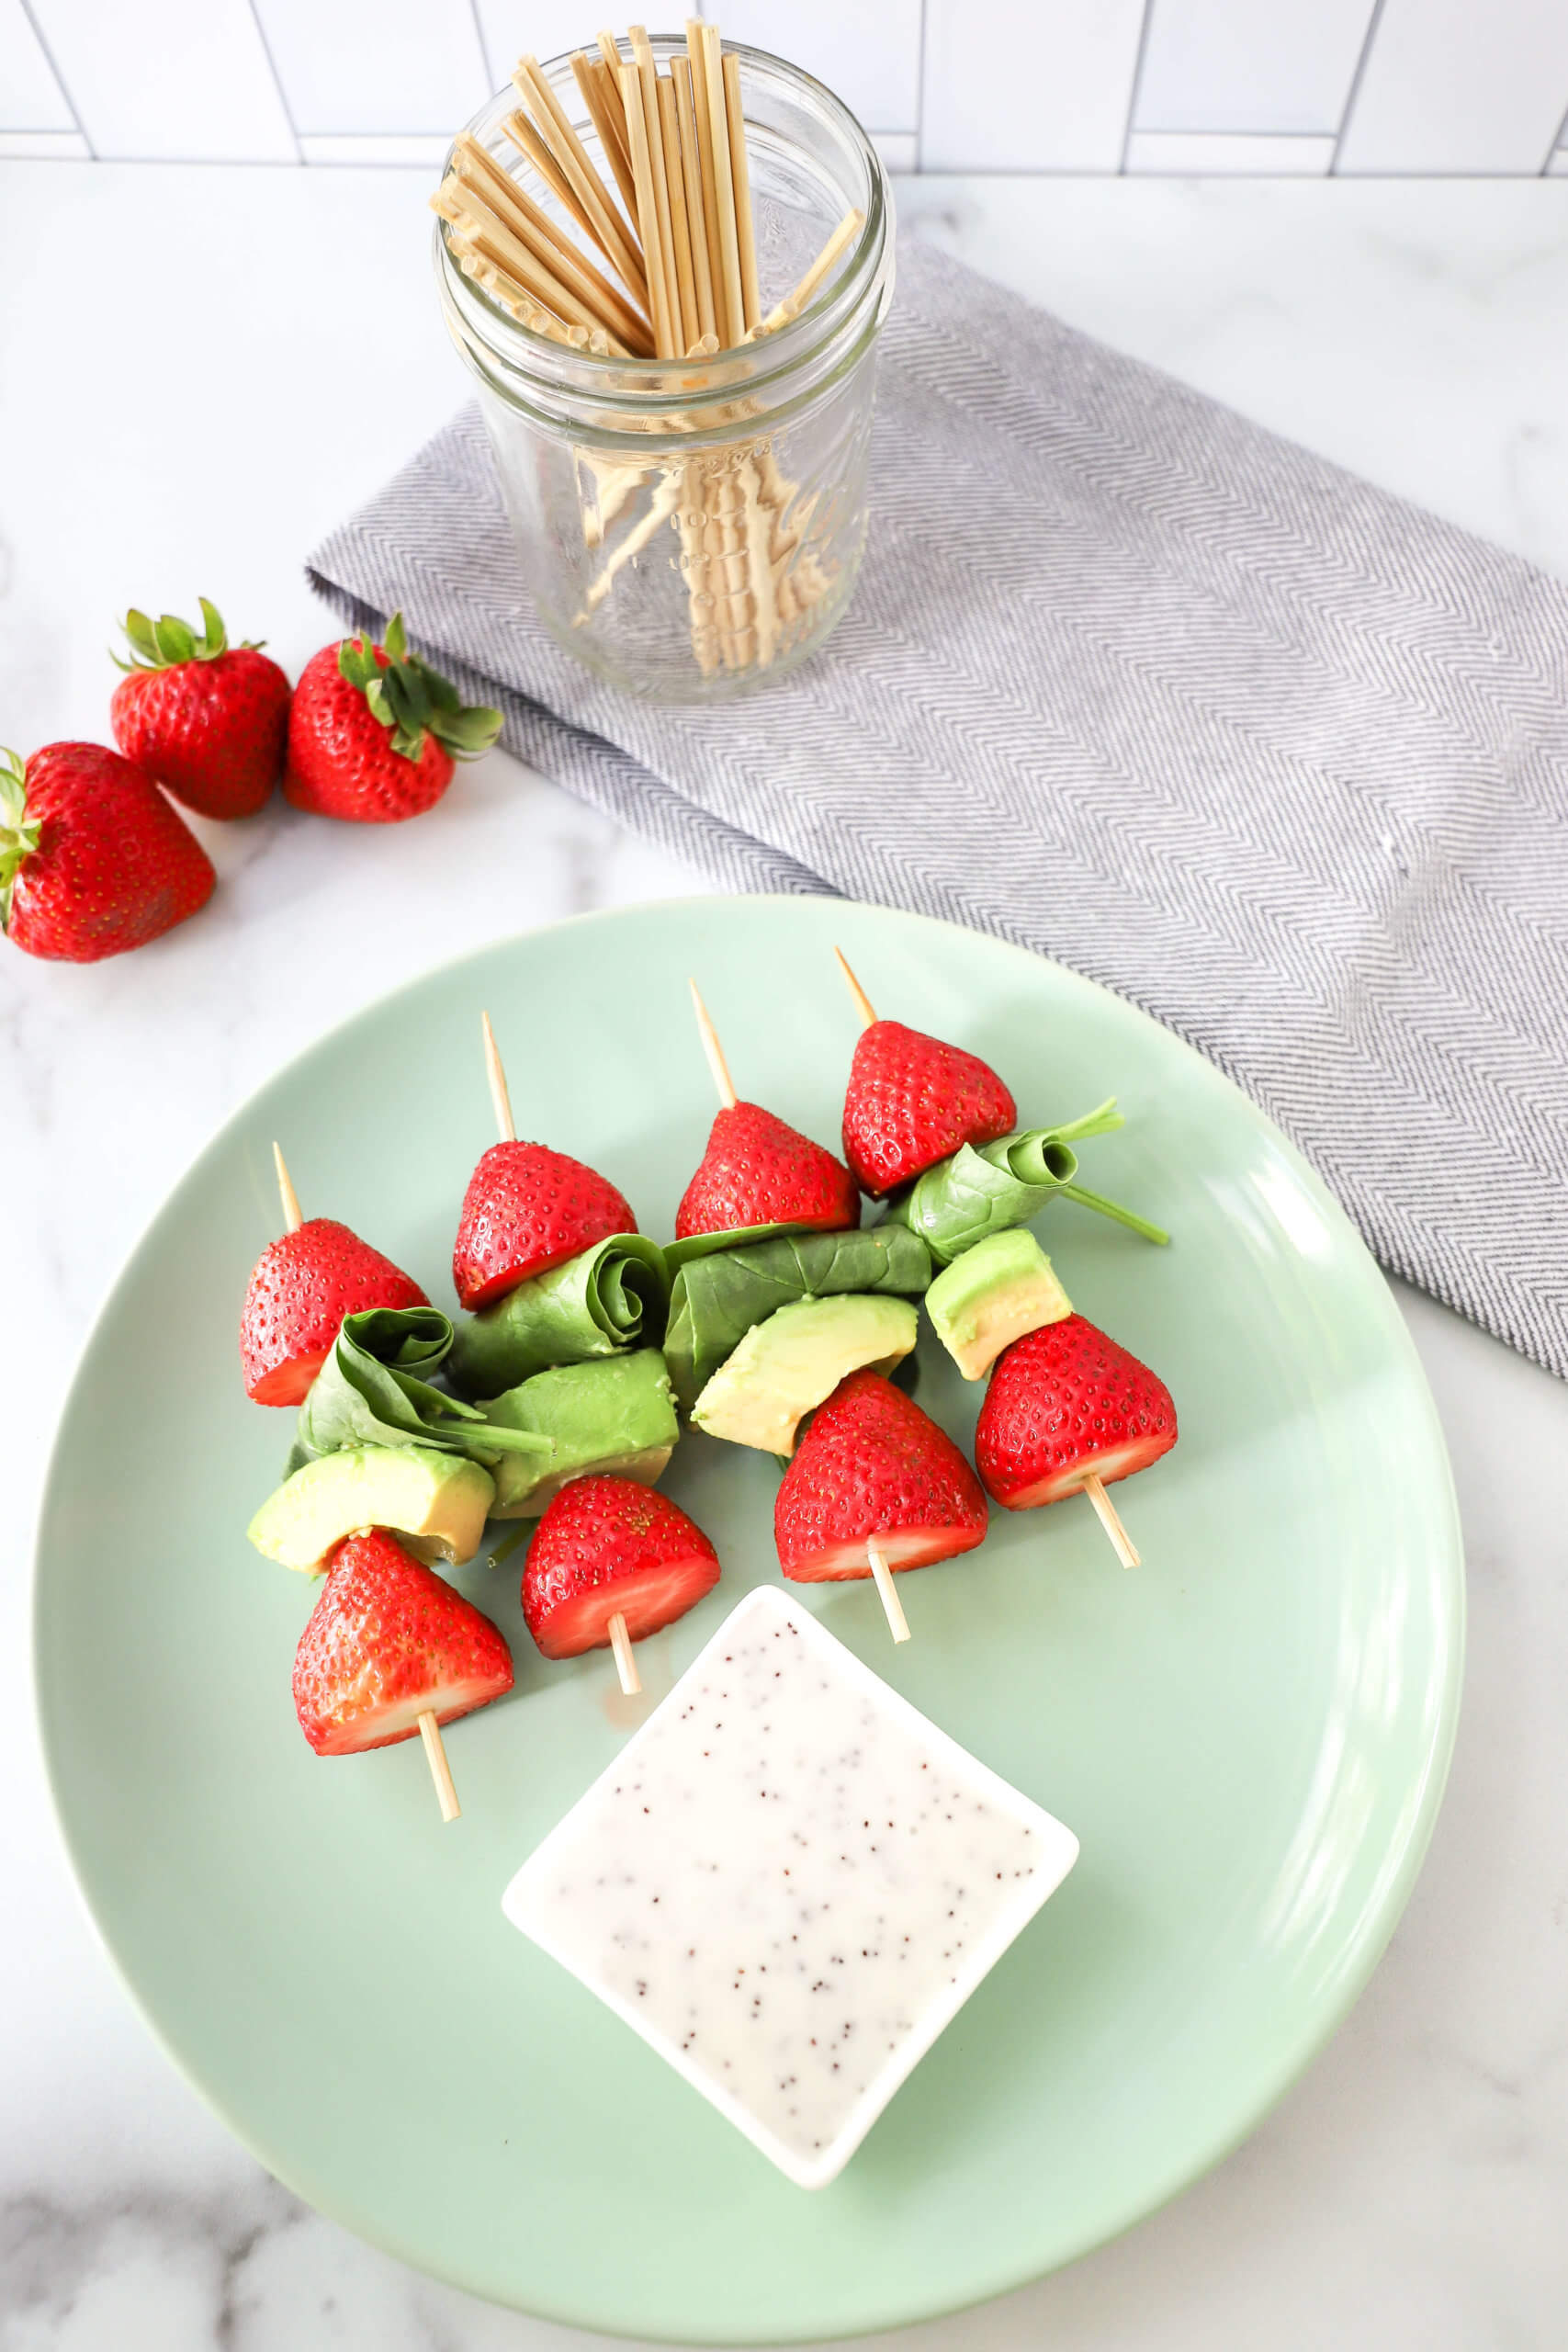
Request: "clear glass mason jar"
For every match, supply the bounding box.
[434,39,894,702]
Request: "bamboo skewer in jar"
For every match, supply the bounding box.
[431,21,866,681]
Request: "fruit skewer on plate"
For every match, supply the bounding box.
[241,1147,514,1819]
[676,980,859,1246]
[459,1015,709,1695]
[774,1370,989,1644]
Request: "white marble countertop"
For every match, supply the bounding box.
[3,164,1566,2349]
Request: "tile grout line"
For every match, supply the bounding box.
[17,0,93,158]
[1330,0,1387,178]
[1120,0,1156,176]
[467,0,495,101]
[244,0,303,163]
[915,0,928,174]
[1538,92,1568,174]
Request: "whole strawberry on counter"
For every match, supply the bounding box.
[1,741,215,962]
[286,611,502,822]
[111,599,290,819]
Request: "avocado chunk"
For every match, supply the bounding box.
[248,1446,496,1574]
[692,1294,918,1456]
[924,1229,1072,1380]
[483,1349,680,1517]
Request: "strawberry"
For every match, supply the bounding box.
[284,611,501,823]
[675,1102,860,1241]
[110,599,289,819]
[523,1475,721,1658]
[774,1368,988,1581]
[240,1217,428,1406]
[1,741,215,963]
[842,1019,1017,1197]
[453,1140,637,1311]
[293,1529,513,1755]
[975,1315,1178,1510]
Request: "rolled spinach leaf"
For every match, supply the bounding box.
[663,1226,932,1410]
[879,1100,1168,1263]
[663,1218,842,1271]
[290,1306,556,1473]
[446,1232,670,1399]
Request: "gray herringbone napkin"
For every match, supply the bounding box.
[310,234,1568,1380]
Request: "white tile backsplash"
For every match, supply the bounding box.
[256,0,489,135]
[921,0,1147,170]
[1134,0,1374,135]
[1337,0,1568,174]
[716,0,920,131]
[8,0,1568,174]
[1126,129,1335,173]
[0,0,73,130]
[28,0,297,159]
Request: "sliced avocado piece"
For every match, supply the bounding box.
[247,1446,496,1574]
[692,1294,918,1456]
[924,1228,1072,1380]
[483,1348,680,1518]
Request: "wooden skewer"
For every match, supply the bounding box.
[1083,1473,1140,1569]
[275,1137,462,1818]
[607,1611,641,1695]
[721,50,761,334]
[273,1141,303,1235]
[659,74,701,352]
[697,23,744,347]
[434,179,634,354]
[573,51,640,224]
[481,1010,516,1141]
[685,22,728,348]
[513,55,649,307]
[451,134,651,350]
[449,238,577,342]
[576,469,682,619]
[688,978,738,1109]
[419,1710,462,1822]
[867,1538,910,1645]
[500,107,605,260]
[748,209,863,341]
[629,28,683,359]
[833,947,878,1029]
[620,61,676,359]
[671,57,716,343]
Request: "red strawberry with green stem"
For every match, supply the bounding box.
[285,611,502,823]
[523,1476,721,1685]
[110,599,290,819]
[241,1187,428,1406]
[293,1530,513,1777]
[975,1316,1177,1564]
[454,1142,637,1310]
[774,1367,988,1588]
[1,741,215,963]
[677,986,858,1240]
[835,952,1016,1197]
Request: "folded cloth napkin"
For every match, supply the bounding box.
[310,234,1568,1380]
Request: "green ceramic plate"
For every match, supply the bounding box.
[34,898,1462,2345]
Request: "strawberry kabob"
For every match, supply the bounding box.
[457,1015,721,1695]
[835,952,1178,1566]
[680,983,987,1645]
[242,1148,513,1819]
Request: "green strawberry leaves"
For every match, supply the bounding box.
[113,597,257,673]
[0,747,41,932]
[338,610,502,767]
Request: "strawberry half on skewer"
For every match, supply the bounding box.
[975,1317,1178,1563]
[523,1475,721,1694]
[293,1530,513,1765]
[240,1172,428,1407]
[676,981,858,1243]
[774,1369,988,1641]
[833,952,1016,1198]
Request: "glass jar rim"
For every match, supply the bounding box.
[434,36,892,423]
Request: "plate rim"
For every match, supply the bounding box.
[31,892,1466,2345]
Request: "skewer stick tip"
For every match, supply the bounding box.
[867,1539,910,1644]
[273,1142,303,1235]
[481,1010,517,1143]
[418,1709,462,1821]
[1083,1473,1140,1569]
[688,978,739,1109]
[608,1610,642,1695]
[833,948,877,1030]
